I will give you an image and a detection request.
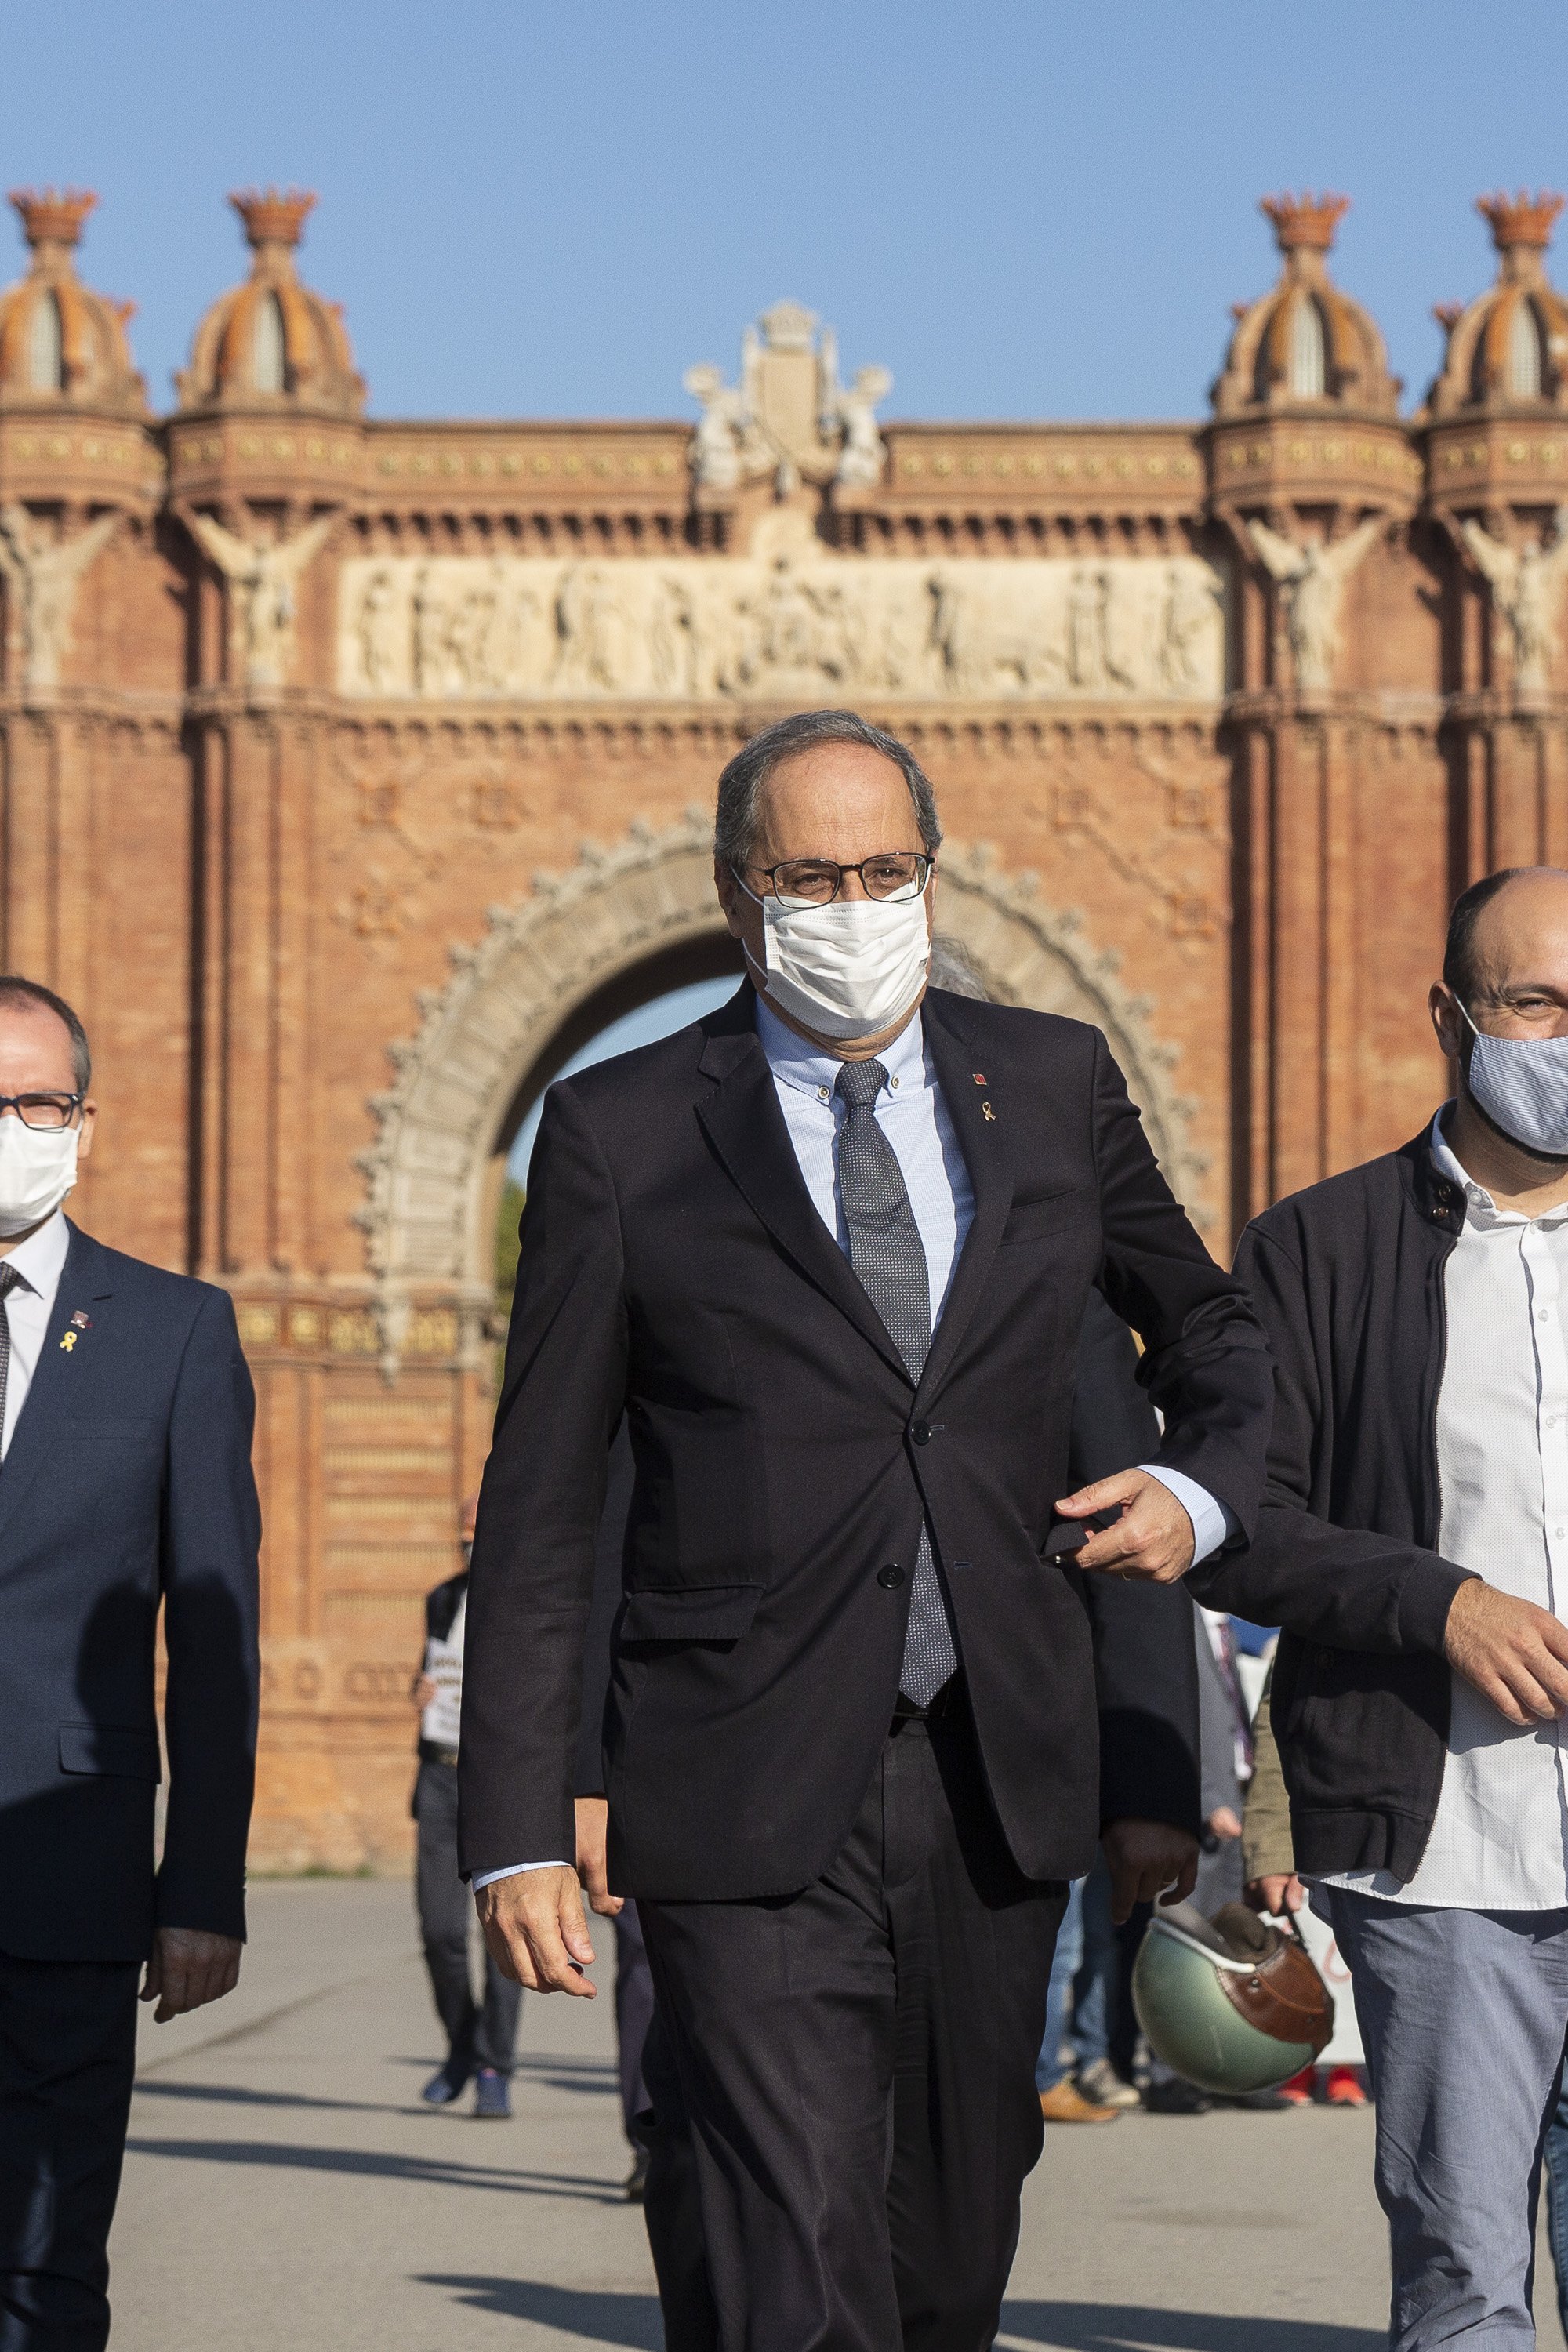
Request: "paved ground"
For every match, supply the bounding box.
[112,1878,1566,2352]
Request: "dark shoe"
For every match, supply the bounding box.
[1143,2076,1210,2115]
[421,2060,472,2107]
[474,2067,511,2119]
[1076,2058,1142,2111]
[624,2147,650,2202]
[1216,2087,1295,2111]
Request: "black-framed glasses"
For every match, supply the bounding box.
[739,852,934,907]
[0,1092,82,1131]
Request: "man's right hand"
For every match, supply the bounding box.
[574,1795,623,1918]
[1444,1578,1568,1726]
[476,1866,597,1998]
[1247,1872,1305,1917]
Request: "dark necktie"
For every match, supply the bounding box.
[834,1058,959,1708]
[0,1264,22,1461]
[1212,1615,1255,1776]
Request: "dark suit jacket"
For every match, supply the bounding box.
[0,1222,262,1965]
[461,985,1269,1898]
[574,1300,1203,1835]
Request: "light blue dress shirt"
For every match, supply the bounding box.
[474,997,1229,1888]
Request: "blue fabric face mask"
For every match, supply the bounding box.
[1461,1002,1568,1156]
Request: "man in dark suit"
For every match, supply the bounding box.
[0,978,261,2351]
[460,710,1272,2352]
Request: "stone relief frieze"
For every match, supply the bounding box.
[337,552,1228,705]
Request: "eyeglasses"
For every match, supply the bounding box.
[739,852,934,907]
[0,1092,82,1131]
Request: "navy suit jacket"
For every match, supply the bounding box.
[0,1222,261,1965]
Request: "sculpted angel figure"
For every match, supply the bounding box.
[834,364,892,488]
[181,508,336,689]
[683,363,769,493]
[1458,510,1568,695]
[0,505,122,693]
[1247,517,1384,692]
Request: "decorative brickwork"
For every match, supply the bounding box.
[2,186,1564,1864]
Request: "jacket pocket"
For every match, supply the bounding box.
[59,1722,162,1781]
[619,1585,761,1644]
[1000,1189,1098,1247]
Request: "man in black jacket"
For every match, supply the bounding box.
[0,978,260,2351]
[1195,865,1568,2348]
[462,710,1272,2352]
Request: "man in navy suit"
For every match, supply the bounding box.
[0,978,261,2351]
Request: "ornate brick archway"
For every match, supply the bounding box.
[357,813,1204,1315]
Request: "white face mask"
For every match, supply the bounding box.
[1460,1001,1568,1157]
[741,877,932,1042]
[0,1120,79,1238]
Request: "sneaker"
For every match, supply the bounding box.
[1324,2064,1368,2108]
[474,2068,511,2119]
[420,2060,472,2107]
[1076,2059,1141,2111]
[1142,2076,1210,2116]
[1038,2080,1121,2124]
[625,2147,651,2202]
[1276,2066,1316,2108]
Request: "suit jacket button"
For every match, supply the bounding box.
[911,1421,931,1445]
[877,1564,905,1589]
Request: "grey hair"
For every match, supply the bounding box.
[714,709,943,873]
[927,935,989,1000]
[0,975,91,1091]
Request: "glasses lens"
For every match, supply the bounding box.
[771,862,841,906]
[16,1095,73,1130]
[862,855,925,902]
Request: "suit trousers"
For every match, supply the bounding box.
[413,1761,521,2078]
[0,1948,139,2352]
[613,1903,655,2145]
[640,1702,1065,2352]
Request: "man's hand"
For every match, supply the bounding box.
[140,1928,242,2024]
[1054,1470,1196,1584]
[1443,1579,1568,1726]
[477,1865,597,1997]
[1102,1818,1199,1925]
[575,1796,623,1918]
[411,1673,437,1711]
[1247,1872,1306,1917]
[1207,1806,1243,1842]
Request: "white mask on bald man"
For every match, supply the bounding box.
[0,1120,78,1237]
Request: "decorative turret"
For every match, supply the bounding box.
[0,189,145,415]
[1425,191,1568,416]
[1211,194,1399,418]
[176,188,364,417]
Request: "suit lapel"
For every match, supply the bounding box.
[0,1223,116,1546]
[695,992,912,1385]
[916,991,1015,1402]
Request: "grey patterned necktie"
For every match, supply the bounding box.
[834,1058,959,1708]
[0,1264,22,1462]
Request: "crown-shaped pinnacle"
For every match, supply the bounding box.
[230,187,315,253]
[1477,190,1564,254]
[1260,191,1349,256]
[9,187,96,253]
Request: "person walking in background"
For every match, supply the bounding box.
[1196,866,1568,2344]
[412,1494,519,2118]
[461,709,1272,2352]
[0,978,260,2352]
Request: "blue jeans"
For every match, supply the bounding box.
[1072,1856,1116,2071]
[1034,1878,1086,2093]
[1545,2051,1568,2340]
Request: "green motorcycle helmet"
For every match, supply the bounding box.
[1131,1897,1334,2096]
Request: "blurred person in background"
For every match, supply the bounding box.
[1195,868,1568,2345]
[412,1494,519,2118]
[1243,1675,1367,2110]
[0,977,260,2352]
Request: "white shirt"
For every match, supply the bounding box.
[1318,1114,1568,1909]
[475,1000,1228,1887]
[0,1210,70,1459]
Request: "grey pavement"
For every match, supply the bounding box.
[111,1878,1568,2352]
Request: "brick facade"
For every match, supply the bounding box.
[2,183,1564,1866]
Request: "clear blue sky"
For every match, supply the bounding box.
[3,1,1565,429]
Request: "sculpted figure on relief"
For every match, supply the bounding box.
[1247,516,1383,693]
[0,505,122,694]
[1458,510,1568,695]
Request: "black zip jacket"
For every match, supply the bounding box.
[1189,1121,1478,1882]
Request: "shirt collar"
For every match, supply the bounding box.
[1430,1109,1568,1229]
[755,996,927,1105]
[2,1207,70,1298]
